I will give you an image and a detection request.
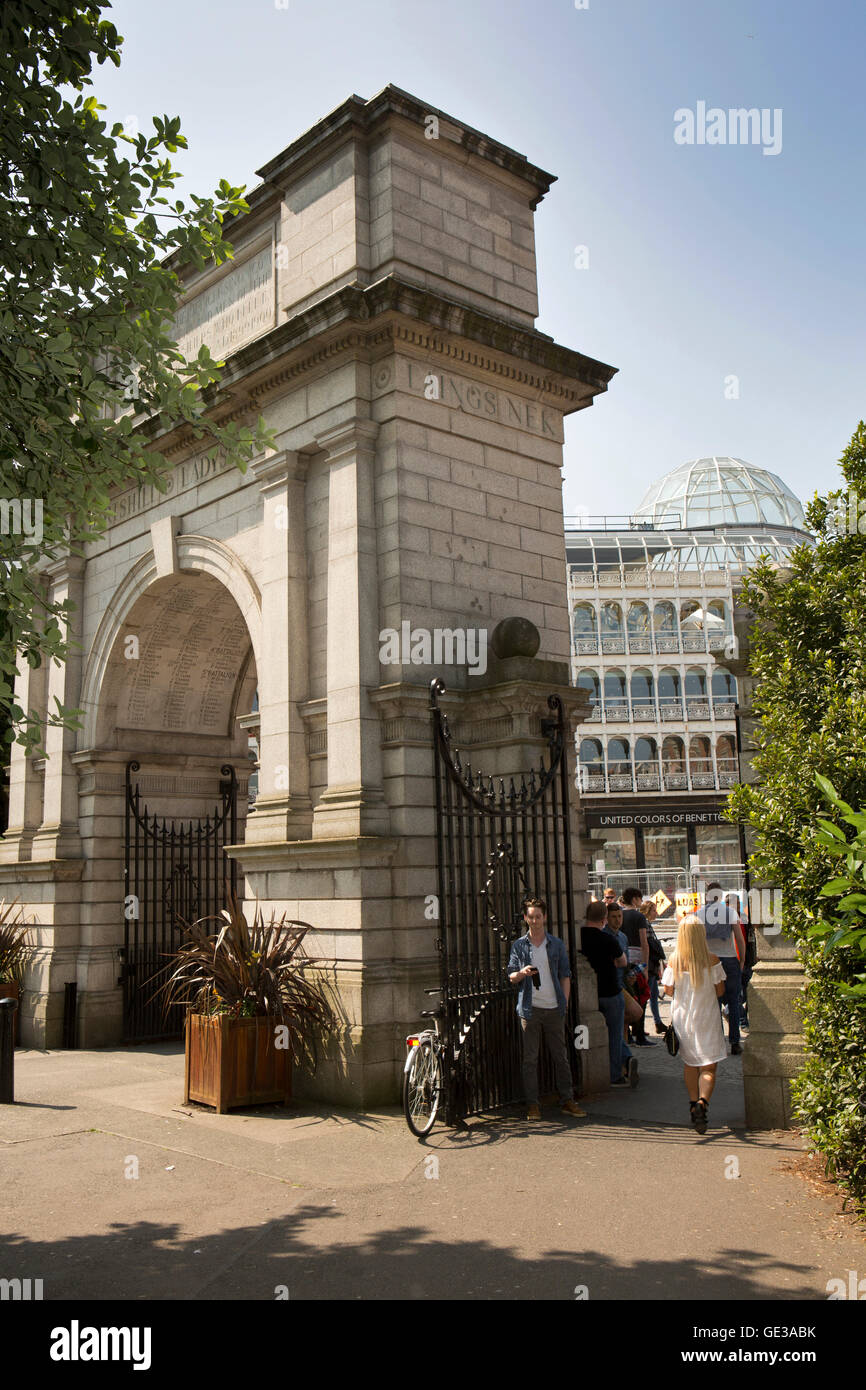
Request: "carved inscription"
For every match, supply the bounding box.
[402,360,559,439]
[173,247,275,363]
[120,577,250,734]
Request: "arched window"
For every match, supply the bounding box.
[662,736,686,772]
[577,669,600,717]
[607,738,631,777]
[627,601,650,633]
[573,604,597,637]
[578,737,605,792]
[712,669,737,701]
[684,668,707,698]
[657,668,680,699]
[653,601,677,634]
[580,738,604,768]
[689,735,713,776]
[630,668,655,714]
[716,734,737,764]
[627,602,651,647]
[603,668,628,719]
[635,736,659,788]
[599,602,624,651]
[685,666,709,716]
[716,733,738,786]
[657,667,681,719]
[680,599,700,624]
[599,601,623,635]
[707,599,726,625]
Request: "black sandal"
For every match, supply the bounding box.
[692,1099,708,1134]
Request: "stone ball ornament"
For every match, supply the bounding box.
[490,617,541,660]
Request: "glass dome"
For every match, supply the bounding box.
[635,457,806,530]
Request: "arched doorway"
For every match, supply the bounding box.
[85,566,259,1041]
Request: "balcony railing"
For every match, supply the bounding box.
[584,697,738,725]
[664,770,689,790]
[578,761,741,794]
[603,701,630,721]
[571,631,735,658]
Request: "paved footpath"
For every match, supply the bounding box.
[1,1022,863,1302]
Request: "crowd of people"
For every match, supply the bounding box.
[506,884,754,1134]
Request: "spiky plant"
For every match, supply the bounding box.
[0,900,31,985]
[157,892,336,1070]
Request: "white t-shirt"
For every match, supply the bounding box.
[530,937,559,1009]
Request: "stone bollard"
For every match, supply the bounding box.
[0,996,18,1104]
[743,929,805,1129]
[574,955,612,1095]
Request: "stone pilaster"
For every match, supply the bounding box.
[30,555,85,862]
[0,649,47,864]
[245,451,313,842]
[313,418,389,838]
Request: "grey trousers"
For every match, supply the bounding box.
[520,1007,573,1105]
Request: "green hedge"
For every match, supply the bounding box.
[792,944,866,1209]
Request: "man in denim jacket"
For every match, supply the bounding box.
[507,897,586,1121]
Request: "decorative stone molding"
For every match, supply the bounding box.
[226,835,400,871]
[300,699,328,760]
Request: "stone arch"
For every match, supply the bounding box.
[80,536,263,749]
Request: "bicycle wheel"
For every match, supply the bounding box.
[402,1039,442,1136]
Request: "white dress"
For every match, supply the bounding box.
[661,959,727,1066]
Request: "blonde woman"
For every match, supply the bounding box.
[662,914,726,1133]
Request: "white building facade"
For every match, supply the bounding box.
[567,457,810,909]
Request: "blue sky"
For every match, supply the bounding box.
[95,0,866,520]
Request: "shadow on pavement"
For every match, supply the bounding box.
[0,1209,820,1301]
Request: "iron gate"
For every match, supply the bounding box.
[430,679,580,1123]
[121,761,238,1041]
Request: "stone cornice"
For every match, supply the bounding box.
[254,85,556,207]
[148,275,617,460]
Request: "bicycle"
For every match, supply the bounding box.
[402,989,446,1137]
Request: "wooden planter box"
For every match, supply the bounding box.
[0,983,20,1047]
[184,1013,292,1113]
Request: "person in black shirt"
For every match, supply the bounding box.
[581,901,632,1087]
[620,887,656,1046]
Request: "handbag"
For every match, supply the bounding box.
[664,1021,679,1056]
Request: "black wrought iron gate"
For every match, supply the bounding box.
[121,761,238,1041]
[430,679,581,1124]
